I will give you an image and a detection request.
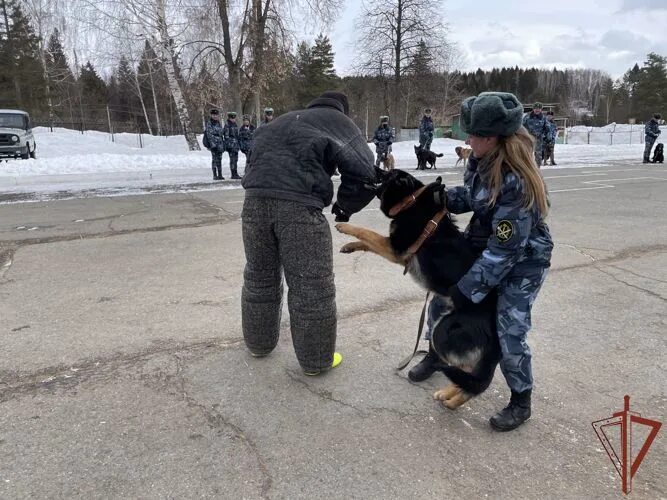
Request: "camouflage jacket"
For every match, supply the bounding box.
[522,112,548,142]
[446,156,553,303]
[238,124,255,152]
[204,119,225,151]
[373,125,394,146]
[223,120,240,152]
[544,120,558,144]
[645,119,661,139]
[419,116,434,142]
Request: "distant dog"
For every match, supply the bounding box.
[414,145,443,170]
[383,152,395,170]
[455,146,472,168]
[652,143,664,164]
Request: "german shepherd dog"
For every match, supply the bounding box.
[455,146,472,168]
[414,145,443,170]
[652,143,664,163]
[336,168,501,409]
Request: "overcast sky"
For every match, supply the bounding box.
[322,0,667,79]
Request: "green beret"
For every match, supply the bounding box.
[461,92,524,137]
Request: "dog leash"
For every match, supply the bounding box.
[396,291,431,371]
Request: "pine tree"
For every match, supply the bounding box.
[0,0,45,114]
[45,28,77,122]
[634,53,667,119]
[407,40,433,76]
[78,61,108,126]
[294,35,339,106]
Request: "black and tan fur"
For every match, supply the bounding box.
[336,168,500,409]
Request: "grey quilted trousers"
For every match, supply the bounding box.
[241,197,337,372]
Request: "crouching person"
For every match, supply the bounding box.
[241,91,377,375]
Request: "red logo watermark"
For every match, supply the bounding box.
[592,395,662,495]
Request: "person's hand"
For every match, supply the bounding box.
[426,177,447,209]
[332,202,350,222]
[448,284,474,310]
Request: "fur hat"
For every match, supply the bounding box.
[460,92,524,137]
[533,102,543,109]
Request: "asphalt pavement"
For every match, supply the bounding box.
[1,164,666,499]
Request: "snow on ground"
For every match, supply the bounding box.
[0,127,654,200]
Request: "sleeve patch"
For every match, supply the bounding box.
[495,220,514,243]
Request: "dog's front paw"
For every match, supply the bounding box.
[335,223,351,234]
[340,242,358,254]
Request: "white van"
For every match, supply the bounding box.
[0,109,36,159]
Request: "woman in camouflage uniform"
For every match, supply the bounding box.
[409,92,553,431]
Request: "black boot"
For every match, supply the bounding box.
[230,167,242,180]
[408,348,439,382]
[217,166,224,180]
[490,390,532,431]
[212,167,219,180]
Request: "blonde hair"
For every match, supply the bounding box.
[482,127,549,216]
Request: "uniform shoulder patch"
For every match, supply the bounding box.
[495,220,514,243]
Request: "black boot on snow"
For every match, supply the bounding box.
[408,348,439,382]
[490,390,532,431]
[230,168,242,180]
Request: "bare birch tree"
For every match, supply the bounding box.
[78,0,200,149]
[354,0,452,127]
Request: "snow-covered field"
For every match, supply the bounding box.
[0,127,653,200]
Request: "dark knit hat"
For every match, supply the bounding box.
[460,92,524,137]
[654,113,662,120]
[319,91,350,115]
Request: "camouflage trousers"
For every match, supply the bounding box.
[532,140,543,167]
[420,136,433,151]
[426,263,549,393]
[542,142,555,165]
[241,197,337,373]
[211,150,222,169]
[644,136,656,162]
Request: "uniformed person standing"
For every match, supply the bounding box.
[409,92,553,432]
[223,111,242,179]
[643,113,662,163]
[204,109,225,180]
[522,102,548,167]
[419,108,434,151]
[373,116,395,167]
[239,115,255,162]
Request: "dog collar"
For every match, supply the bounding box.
[388,186,428,217]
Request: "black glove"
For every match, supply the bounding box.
[426,177,447,209]
[448,284,474,310]
[332,202,350,222]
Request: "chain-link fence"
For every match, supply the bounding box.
[565,124,667,145]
